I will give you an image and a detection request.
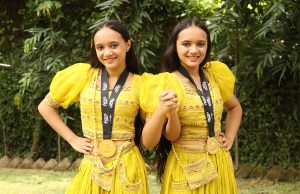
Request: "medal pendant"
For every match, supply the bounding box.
[99,140,117,157]
[207,137,219,154]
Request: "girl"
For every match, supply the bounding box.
[144,18,243,194]
[38,20,178,194]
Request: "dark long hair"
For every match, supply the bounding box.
[90,20,139,74]
[162,18,211,72]
[156,18,212,183]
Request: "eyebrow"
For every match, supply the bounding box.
[180,40,206,42]
[95,41,120,46]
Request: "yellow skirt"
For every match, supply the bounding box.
[65,146,149,194]
[160,144,237,194]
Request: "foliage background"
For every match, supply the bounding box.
[0,0,299,168]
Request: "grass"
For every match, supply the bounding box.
[0,168,299,194]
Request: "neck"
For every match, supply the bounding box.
[183,66,199,78]
[106,65,126,78]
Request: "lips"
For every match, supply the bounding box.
[104,57,117,63]
[187,56,199,62]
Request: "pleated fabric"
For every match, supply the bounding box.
[65,146,149,194]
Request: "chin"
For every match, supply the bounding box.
[103,63,119,69]
[186,63,200,68]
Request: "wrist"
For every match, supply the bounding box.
[225,135,234,145]
[66,133,77,144]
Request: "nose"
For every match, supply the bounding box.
[189,45,198,54]
[103,48,113,57]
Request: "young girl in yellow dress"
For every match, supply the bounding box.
[142,18,243,194]
[38,20,179,194]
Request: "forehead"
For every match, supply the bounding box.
[177,26,207,42]
[94,27,124,44]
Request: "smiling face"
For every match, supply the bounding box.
[94,27,131,71]
[176,26,208,72]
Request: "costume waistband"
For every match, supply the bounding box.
[85,141,134,164]
[173,136,221,154]
[173,143,207,153]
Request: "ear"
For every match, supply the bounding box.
[126,40,131,52]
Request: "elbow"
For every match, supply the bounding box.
[167,136,179,142]
[142,142,157,149]
[37,100,51,115]
[237,102,243,115]
[141,138,159,149]
[37,102,43,114]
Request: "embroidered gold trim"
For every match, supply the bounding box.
[171,144,218,190]
[83,130,135,140]
[45,93,60,108]
[87,142,134,191]
[207,136,220,154]
[173,143,206,153]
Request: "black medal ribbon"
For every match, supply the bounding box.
[178,65,215,137]
[101,67,129,139]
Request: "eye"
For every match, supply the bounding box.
[96,45,104,51]
[111,43,119,49]
[182,42,190,47]
[197,42,206,47]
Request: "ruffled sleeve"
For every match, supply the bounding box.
[45,63,91,109]
[139,72,184,120]
[206,61,235,102]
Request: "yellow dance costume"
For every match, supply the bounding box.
[159,61,238,194]
[45,63,149,194]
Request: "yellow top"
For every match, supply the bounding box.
[46,63,180,141]
[47,63,138,140]
[45,61,234,141]
[169,61,235,140]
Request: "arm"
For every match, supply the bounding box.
[163,108,181,142]
[141,90,180,148]
[219,95,242,151]
[38,98,93,154]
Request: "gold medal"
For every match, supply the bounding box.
[98,140,117,157]
[207,137,219,154]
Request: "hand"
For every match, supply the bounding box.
[158,90,178,115]
[68,135,93,154]
[219,132,234,151]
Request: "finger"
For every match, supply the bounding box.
[85,142,94,148]
[83,144,93,151]
[171,92,177,98]
[171,98,178,103]
[159,91,168,98]
[81,149,90,155]
[167,103,178,109]
[161,94,175,101]
[219,136,224,143]
[226,145,231,151]
[82,138,91,142]
[220,140,227,147]
[165,101,177,107]
[220,137,226,144]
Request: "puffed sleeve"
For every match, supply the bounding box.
[206,61,235,102]
[45,63,91,109]
[139,72,184,120]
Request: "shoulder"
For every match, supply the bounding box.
[205,61,235,101]
[205,61,232,74]
[56,63,92,75]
